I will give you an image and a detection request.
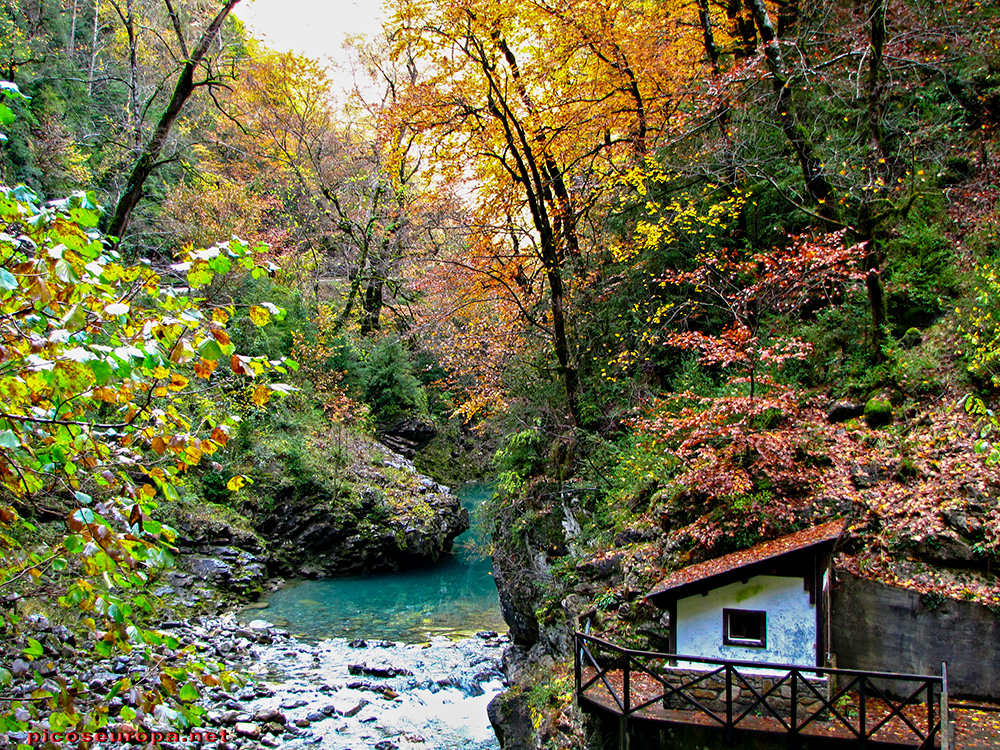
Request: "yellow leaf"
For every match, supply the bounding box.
[183,445,203,465]
[168,373,189,391]
[226,475,248,491]
[151,437,166,456]
[252,384,272,407]
[248,305,270,326]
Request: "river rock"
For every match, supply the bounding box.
[488,690,534,750]
[378,416,437,458]
[253,707,285,724]
[234,722,260,739]
[348,662,414,678]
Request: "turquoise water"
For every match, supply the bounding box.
[253,483,507,642]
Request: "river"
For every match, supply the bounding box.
[235,483,507,750]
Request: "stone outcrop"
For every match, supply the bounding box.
[378,417,438,458]
[258,451,468,577]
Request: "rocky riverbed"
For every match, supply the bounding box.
[2,615,505,750]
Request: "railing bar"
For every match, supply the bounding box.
[575,632,948,745]
[864,680,929,739]
[631,695,667,714]
[671,691,728,726]
[730,669,792,731]
[574,633,944,682]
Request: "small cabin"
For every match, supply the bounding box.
[645,520,845,667]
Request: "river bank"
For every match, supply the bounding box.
[2,615,506,750]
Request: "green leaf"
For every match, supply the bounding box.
[119,706,136,721]
[0,268,17,291]
[54,258,80,284]
[187,261,214,288]
[197,338,224,361]
[106,678,127,701]
[48,712,71,732]
[179,682,200,702]
[0,430,19,449]
[0,667,11,687]
[74,491,92,505]
[64,535,84,554]
[87,359,113,385]
[23,638,43,659]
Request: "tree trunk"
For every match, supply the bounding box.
[696,0,721,71]
[105,0,242,242]
[727,0,757,58]
[88,0,99,95]
[775,0,799,38]
[68,0,78,56]
[866,0,887,160]
[360,279,383,336]
[863,242,888,356]
[744,0,837,221]
[486,31,582,425]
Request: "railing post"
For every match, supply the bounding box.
[859,676,867,750]
[623,653,631,715]
[790,670,798,736]
[575,633,582,697]
[725,663,734,743]
[941,662,950,750]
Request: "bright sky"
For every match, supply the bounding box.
[235,0,387,69]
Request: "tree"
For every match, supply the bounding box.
[201,47,418,335]
[105,0,243,243]
[622,229,865,549]
[386,0,703,424]
[0,175,293,734]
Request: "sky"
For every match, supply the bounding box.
[235,0,387,70]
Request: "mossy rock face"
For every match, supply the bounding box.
[864,397,894,428]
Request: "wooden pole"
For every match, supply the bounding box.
[941,662,950,750]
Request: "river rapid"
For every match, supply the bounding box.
[232,483,506,750]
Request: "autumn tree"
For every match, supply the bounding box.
[623,229,865,549]
[0,173,294,734]
[199,47,419,335]
[384,0,707,425]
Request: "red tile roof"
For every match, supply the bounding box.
[646,519,846,601]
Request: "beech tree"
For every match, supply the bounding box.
[0,84,293,726]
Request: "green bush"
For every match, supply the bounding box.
[362,339,428,423]
[493,429,547,495]
[884,221,958,331]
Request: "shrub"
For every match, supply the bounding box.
[362,339,427,423]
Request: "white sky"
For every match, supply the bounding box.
[235,0,387,69]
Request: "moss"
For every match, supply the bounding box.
[864,397,894,428]
[901,327,923,349]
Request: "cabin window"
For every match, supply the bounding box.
[723,608,766,648]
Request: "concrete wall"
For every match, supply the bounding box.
[831,572,1000,699]
[676,575,816,666]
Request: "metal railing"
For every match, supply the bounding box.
[575,632,950,749]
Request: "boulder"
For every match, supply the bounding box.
[827,401,864,423]
[488,690,535,750]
